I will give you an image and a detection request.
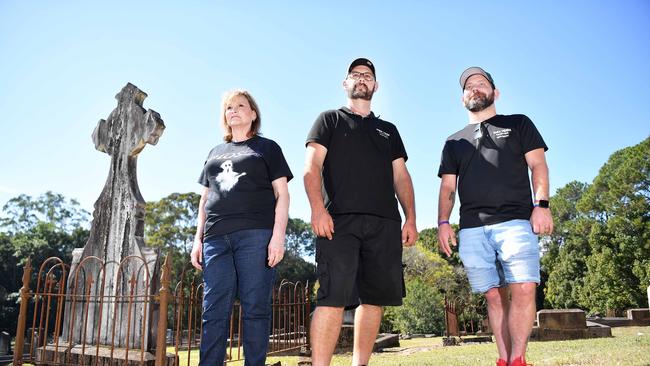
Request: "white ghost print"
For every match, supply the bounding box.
[216,160,247,192]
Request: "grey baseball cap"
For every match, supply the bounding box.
[460,66,495,89]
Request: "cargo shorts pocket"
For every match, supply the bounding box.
[316,261,330,301]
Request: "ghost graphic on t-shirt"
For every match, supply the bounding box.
[216,160,246,192]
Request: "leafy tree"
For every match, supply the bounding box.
[285,218,315,257]
[576,137,650,313]
[388,241,477,335]
[384,277,445,334]
[276,218,316,286]
[144,192,201,284]
[419,225,463,266]
[402,243,455,291]
[542,181,592,309]
[417,227,439,253]
[145,192,200,251]
[544,234,589,309]
[0,191,89,233]
[580,245,638,314]
[275,253,316,287]
[544,137,649,313]
[0,192,90,334]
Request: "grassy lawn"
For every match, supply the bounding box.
[174,326,650,366]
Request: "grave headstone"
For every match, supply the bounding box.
[60,83,165,351]
[532,309,611,341]
[0,331,10,356]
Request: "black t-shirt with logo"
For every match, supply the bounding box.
[198,136,293,240]
[438,114,548,229]
[306,107,407,221]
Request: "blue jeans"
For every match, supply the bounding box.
[200,228,275,366]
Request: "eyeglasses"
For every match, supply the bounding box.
[348,72,375,81]
[473,124,482,147]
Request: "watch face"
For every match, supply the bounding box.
[538,200,550,208]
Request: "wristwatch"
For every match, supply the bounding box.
[536,200,550,208]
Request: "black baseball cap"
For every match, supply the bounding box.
[348,58,376,77]
[460,66,495,89]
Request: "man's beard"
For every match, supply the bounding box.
[465,90,494,112]
[348,83,374,101]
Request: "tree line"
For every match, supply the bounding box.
[541,137,649,315]
[0,136,647,335]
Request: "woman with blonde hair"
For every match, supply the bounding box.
[191,89,292,365]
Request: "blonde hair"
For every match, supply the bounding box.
[220,89,262,142]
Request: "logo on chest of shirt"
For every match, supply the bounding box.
[208,151,261,160]
[376,128,390,139]
[493,128,511,139]
[216,160,247,192]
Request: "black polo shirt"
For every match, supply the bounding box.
[438,114,547,229]
[306,107,407,221]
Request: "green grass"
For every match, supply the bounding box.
[174,326,650,366]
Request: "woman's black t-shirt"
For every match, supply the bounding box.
[198,136,293,240]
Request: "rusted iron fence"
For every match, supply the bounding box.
[13,255,311,365]
[444,295,488,338]
[268,280,310,356]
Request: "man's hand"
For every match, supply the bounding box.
[311,207,334,240]
[190,237,203,270]
[530,207,553,235]
[438,224,457,257]
[402,221,418,247]
[267,238,285,268]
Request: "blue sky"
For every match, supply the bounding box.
[1,1,648,231]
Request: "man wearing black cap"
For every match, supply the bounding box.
[437,67,553,366]
[304,58,417,366]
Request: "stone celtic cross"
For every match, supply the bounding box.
[63,83,165,350]
[87,82,165,264]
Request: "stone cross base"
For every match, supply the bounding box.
[35,344,178,366]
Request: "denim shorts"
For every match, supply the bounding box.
[458,219,540,293]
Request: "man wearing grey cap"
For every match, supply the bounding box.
[304,58,417,366]
[437,67,553,366]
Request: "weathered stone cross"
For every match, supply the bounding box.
[85,82,165,264]
[64,83,165,349]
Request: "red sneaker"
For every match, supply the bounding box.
[496,359,508,366]
[510,356,532,366]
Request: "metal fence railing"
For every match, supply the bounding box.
[12,255,311,365]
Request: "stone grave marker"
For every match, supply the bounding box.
[53,83,166,363]
[0,331,10,356]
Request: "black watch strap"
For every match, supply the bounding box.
[537,200,550,208]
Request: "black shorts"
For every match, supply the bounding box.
[315,214,405,307]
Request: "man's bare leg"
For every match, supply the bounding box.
[485,287,511,361]
[508,282,537,362]
[310,306,344,366]
[352,304,382,366]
